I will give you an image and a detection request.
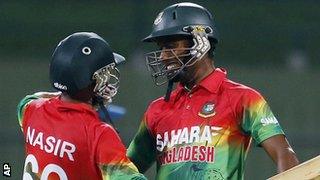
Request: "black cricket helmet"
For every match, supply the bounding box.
[143,2,219,86]
[49,32,125,101]
[143,2,218,43]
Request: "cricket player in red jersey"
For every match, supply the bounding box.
[127,2,299,179]
[17,32,146,180]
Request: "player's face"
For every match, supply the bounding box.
[156,39,192,80]
[157,39,190,63]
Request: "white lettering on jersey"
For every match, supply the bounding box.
[33,132,44,150]
[44,136,55,153]
[60,141,76,161]
[156,134,164,151]
[26,126,76,162]
[200,126,212,144]
[260,117,278,126]
[54,139,62,156]
[178,127,189,144]
[189,126,200,143]
[163,131,169,150]
[170,129,182,147]
[26,126,35,144]
[156,125,222,152]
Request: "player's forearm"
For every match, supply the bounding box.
[261,135,299,173]
[127,152,152,173]
[127,137,157,173]
[276,148,299,173]
[127,118,157,173]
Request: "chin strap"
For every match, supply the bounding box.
[94,96,119,133]
[164,80,174,102]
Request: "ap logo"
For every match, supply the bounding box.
[3,163,11,177]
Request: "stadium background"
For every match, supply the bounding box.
[0,0,319,179]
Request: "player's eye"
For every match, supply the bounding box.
[160,44,175,50]
[167,43,177,49]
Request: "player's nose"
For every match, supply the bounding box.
[159,49,173,63]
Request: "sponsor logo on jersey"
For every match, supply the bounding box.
[156,125,222,165]
[260,116,278,126]
[198,102,216,118]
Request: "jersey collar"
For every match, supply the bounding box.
[198,68,226,94]
[175,67,226,95]
[53,96,95,113]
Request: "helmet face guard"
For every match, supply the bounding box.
[145,25,211,86]
[92,63,120,101]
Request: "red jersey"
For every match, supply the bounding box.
[18,96,144,180]
[128,68,284,179]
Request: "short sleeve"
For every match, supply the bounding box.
[95,125,128,164]
[95,124,145,179]
[241,90,284,145]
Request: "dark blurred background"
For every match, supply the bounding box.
[0,0,319,179]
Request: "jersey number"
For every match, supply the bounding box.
[23,154,68,180]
